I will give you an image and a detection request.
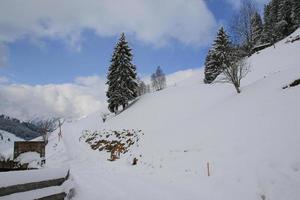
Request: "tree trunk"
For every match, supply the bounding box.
[234,84,241,94]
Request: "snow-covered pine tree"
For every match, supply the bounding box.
[251,12,263,47]
[204,27,248,93]
[270,0,280,23]
[276,0,293,38]
[261,4,277,44]
[291,0,300,28]
[204,27,232,84]
[204,49,219,84]
[261,4,271,43]
[213,27,232,69]
[106,33,138,113]
[269,0,281,41]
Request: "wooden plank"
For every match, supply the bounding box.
[0,185,66,200]
[35,192,66,200]
[0,177,66,197]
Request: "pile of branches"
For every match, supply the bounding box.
[80,129,143,161]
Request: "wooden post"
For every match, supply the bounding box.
[58,119,65,142]
[207,162,210,177]
[58,120,61,142]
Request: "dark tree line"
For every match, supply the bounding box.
[261,0,300,45]
[230,0,300,56]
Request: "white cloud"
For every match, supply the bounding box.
[0,76,107,120]
[0,76,9,84]
[0,44,8,67]
[0,0,216,49]
[0,68,204,120]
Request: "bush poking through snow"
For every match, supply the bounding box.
[282,78,300,89]
[132,157,138,165]
[80,129,143,161]
[285,34,300,43]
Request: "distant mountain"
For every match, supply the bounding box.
[0,115,40,140]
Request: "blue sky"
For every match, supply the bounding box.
[0,0,269,119]
[0,0,241,85]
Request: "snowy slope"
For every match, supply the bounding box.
[0,130,23,160]
[46,30,300,200]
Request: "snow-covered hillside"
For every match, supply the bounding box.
[46,30,300,200]
[0,130,23,160]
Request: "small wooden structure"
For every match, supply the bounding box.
[14,141,46,165]
[252,43,273,54]
[0,141,46,171]
[14,141,45,159]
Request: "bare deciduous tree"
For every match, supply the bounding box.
[136,77,148,96]
[151,66,166,91]
[217,58,250,94]
[31,118,59,144]
[230,0,257,54]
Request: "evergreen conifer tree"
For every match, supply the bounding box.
[251,12,263,47]
[269,0,281,40]
[213,27,232,69]
[204,27,232,84]
[276,0,293,38]
[261,4,276,44]
[106,33,138,113]
[291,0,300,28]
[270,0,280,23]
[204,49,219,84]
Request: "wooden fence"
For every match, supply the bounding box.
[0,169,70,200]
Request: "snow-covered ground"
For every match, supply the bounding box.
[4,29,300,200]
[0,130,23,160]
